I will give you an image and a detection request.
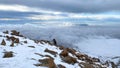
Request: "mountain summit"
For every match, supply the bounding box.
[0,30,115,68]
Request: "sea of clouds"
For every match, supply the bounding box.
[0,23,120,57]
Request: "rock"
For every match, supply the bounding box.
[79,62,102,68]
[34,53,44,57]
[75,53,88,61]
[60,49,68,57]
[61,56,77,64]
[3,51,13,58]
[6,35,10,40]
[28,46,35,48]
[92,57,100,62]
[34,58,56,68]
[59,46,64,50]
[14,38,19,43]
[110,62,117,68]
[44,48,58,57]
[1,39,6,46]
[3,30,9,34]
[11,30,20,36]
[40,40,52,45]
[10,36,16,42]
[10,42,14,47]
[66,48,76,55]
[24,41,27,43]
[45,55,54,60]
[57,64,66,68]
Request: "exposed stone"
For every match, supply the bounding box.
[75,53,88,61]
[45,55,54,60]
[110,62,117,68]
[1,39,6,46]
[66,48,76,55]
[61,56,77,64]
[10,36,16,42]
[10,42,14,47]
[59,49,68,57]
[6,35,10,40]
[3,30,9,34]
[3,51,13,58]
[14,38,19,43]
[28,46,35,48]
[59,46,65,50]
[11,30,20,36]
[34,58,56,68]
[79,62,102,68]
[57,64,66,68]
[44,48,58,57]
[38,40,54,45]
[24,41,27,43]
[34,53,44,57]
[92,57,100,62]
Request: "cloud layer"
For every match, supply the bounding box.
[0,0,120,13]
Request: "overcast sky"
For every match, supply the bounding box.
[0,0,120,25]
[0,0,120,13]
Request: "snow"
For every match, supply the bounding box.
[0,24,120,67]
[0,31,81,68]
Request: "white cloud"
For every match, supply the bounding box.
[26,15,67,20]
[0,18,20,21]
[0,4,63,14]
[0,4,33,12]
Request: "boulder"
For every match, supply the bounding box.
[11,30,20,36]
[34,58,56,68]
[61,56,77,64]
[14,38,19,43]
[59,49,68,57]
[66,48,76,55]
[3,51,13,58]
[44,48,58,57]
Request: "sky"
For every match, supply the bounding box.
[0,0,120,25]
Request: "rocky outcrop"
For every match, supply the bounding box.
[3,51,13,58]
[3,30,9,34]
[0,30,114,68]
[34,58,56,68]
[11,30,20,36]
[1,39,6,46]
[44,48,58,57]
[60,49,68,57]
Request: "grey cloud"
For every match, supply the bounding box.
[0,0,120,13]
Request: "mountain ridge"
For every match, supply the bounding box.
[0,30,116,68]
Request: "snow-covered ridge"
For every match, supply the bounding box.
[0,30,116,68]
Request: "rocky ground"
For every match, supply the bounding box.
[0,30,118,68]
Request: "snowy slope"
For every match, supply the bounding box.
[0,30,114,68]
